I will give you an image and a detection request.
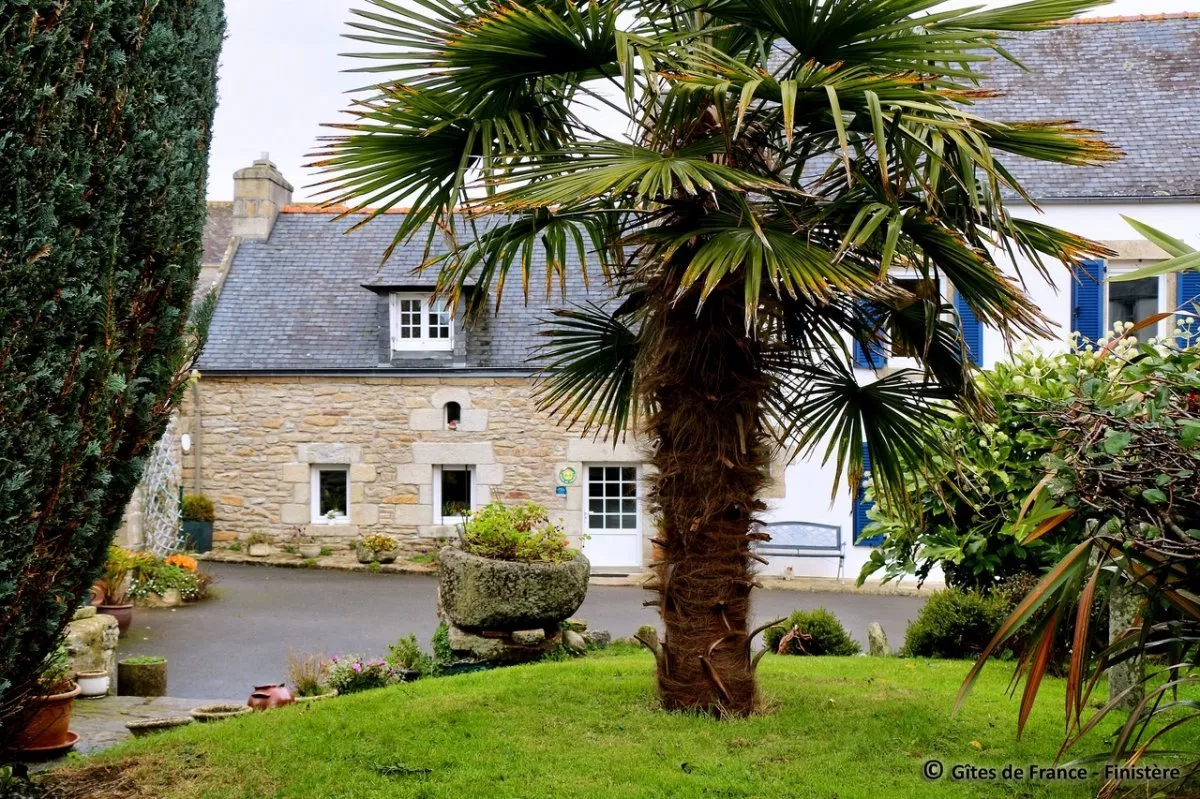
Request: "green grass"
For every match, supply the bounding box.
[53,653,1195,799]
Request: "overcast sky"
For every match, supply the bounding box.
[207,0,1199,201]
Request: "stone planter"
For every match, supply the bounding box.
[356,544,398,564]
[118,658,167,697]
[191,704,252,722]
[182,520,213,553]
[75,670,110,699]
[298,544,323,559]
[438,546,589,631]
[247,543,271,558]
[136,588,182,608]
[126,716,194,737]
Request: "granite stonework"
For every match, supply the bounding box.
[65,608,120,695]
[177,375,788,567]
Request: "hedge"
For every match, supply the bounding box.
[0,0,223,737]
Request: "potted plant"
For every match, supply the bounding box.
[117,656,167,697]
[246,532,271,558]
[75,669,110,699]
[9,641,79,754]
[96,545,135,636]
[356,533,399,564]
[287,650,336,702]
[290,528,323,559]
[181,494,215,553]
[439,502,589,631]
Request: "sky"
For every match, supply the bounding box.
[207,0,1200,202]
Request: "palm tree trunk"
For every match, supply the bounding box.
[642,287,770,717]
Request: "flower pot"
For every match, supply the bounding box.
[97,603,134,637]
[190,703,252,722]
[247,683,294,711]
[10,683,80,751]
[76,670,111,699]
[181,520,214,553]
[248,543,271,558]
[118,658,167,697]
[126,716,194,737]
[298,544,322,559]
[438,547,590,631]
[356,543,398,564]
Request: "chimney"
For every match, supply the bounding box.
[232,153,294,240]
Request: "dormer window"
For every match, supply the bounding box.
[390,293,453,351]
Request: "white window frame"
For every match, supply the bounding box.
[311,465,350,524]
[433,465,475,525]
[389,293,454,352]
[1104,263,1168,339]
[582,464,643,540]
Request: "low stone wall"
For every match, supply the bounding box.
[66,607,120,695]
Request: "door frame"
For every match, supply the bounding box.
[580,462,644,570]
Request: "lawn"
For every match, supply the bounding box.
[48,651,1195,799]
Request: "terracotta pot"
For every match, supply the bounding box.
[97,603,134,637]
[118,658,167,697]
[11,683,80,751]
[76,670,111,699]
[247,683,294,710]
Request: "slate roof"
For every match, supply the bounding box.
[196,211,603,372]
[201,202,233,265]
[200,16,1200,373]
[970,15,1200,200]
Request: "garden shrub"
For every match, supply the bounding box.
[460,502,573,563]
[326,655,397,695]
[432,622,453,665]
[0,0,222,740]
[387,635,434,676]
[287,651,330,698]
[902,588,1008,659]
[182,495,215,523]
[762,608,861,656]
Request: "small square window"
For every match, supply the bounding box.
[1109,276,1159,330]
[311,466,349,523]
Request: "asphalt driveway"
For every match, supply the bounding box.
[116,563,926,699]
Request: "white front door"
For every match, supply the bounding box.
[582,465,642,570]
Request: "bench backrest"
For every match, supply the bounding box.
[756,521,843,553]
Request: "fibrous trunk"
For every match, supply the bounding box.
[642,288,770,717]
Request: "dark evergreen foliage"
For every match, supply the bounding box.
[0,0,223,739]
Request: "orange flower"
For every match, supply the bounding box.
[166,554,198,573]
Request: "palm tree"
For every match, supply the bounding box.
[316,0,1117,717]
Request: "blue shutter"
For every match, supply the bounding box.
[1071,259,1105,345]
[853,441,883,546]
[955,291,983,366]
[852,303,887,369]
[1178,270,1200,348]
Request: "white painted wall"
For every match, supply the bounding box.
[768,200,1200,583]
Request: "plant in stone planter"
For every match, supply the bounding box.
[356,533,399,564]
[9,641,79,754]
[118,656,168,697]
[246,532,272,558]
[181,494,215,553]
[439,502,589,665]
[385,634,433,680]
[96,546,135,637]
[289,528,323,559]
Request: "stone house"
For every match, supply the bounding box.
[177,13,1200,579]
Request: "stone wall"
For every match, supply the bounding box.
[178,375,787,569]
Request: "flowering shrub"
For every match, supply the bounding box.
[460,502,573,563]
[165,554,197,572]
[326,655,396,694]
[860,331,1200,591]
[360,533,398,554]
